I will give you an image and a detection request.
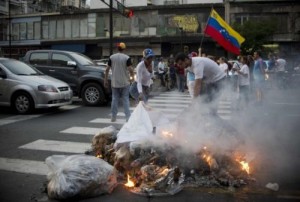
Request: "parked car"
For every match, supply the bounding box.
[23,50,111,106]
[0,58,73,114]
[93,58,109,66]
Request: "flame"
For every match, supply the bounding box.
[96,154,103,158]
[161,130,173,138]
[239,160,250,174]
[124,174,135,188]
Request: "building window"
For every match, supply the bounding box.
[27,22,34,40]
[72,17,80,38]
[12,23,20,40]
[34,22,41,40]
[80,18,88,37]
[20,23,27,40]
[88,13,96,37]
[49,20,56,39]
[42,20,49,39]
[57,19,64,39]
[64,19,72,38]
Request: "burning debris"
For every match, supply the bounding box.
[45,103,256,199]
[85,103,257,197]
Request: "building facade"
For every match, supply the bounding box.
[0,0,299,65]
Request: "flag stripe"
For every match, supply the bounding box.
[210,9,245,44]
[205,26,241,55]
[206,17,240,48]
[204,9,245,55]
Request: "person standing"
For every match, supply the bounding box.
[218,57,228,75]
[157,57,166,87]
[129,48,155,104]
[175,53,226,114]
[275,53,287,89]
[104,42,134,122]
[252,51,265,104]
[186,51,198,98]
[232,55,250,110]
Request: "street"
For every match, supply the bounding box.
[0,87,300,202]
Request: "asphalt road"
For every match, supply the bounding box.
[0,86,300,202]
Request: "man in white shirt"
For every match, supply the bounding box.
[175,52,226,102]
[218,57,228,75]
[157,57,166,87]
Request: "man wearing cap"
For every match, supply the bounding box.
[104,42,134,122]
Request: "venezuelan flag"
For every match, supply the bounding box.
[204,9,245,55]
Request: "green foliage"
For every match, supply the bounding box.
[233,18,277,55]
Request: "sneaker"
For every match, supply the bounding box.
[111,117,116,122]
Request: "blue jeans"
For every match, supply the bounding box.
[129,82,149,104]
[111,85,131,120]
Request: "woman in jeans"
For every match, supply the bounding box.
[130,49,155,105]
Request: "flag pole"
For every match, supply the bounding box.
[199,7,213,55]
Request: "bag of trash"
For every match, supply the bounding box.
[45,154,118,200]
[116,102,153,144]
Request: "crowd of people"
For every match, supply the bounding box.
[104,42,288,122]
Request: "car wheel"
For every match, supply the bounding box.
[81,83,106,106]
[12,92,34,114]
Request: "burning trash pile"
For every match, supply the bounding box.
[45,102,256,199]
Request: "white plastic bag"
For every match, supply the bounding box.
[46,154,117,200]
[116,102,154,144]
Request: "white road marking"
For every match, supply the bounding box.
[148,103,189,108]
[0,115,42,126]
[19,139,91,153]
[0,157,48,176]
[148,99,191,104]
[90,118,126,125]
[274,102,300,106]
[60,126,102,135]
[60,105,81,110]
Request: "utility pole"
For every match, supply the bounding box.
[101,0,134,56]
[8,0,11,58]
[109,0,113,55]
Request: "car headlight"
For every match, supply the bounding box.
[38,85,58,92]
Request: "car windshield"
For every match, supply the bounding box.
[1,60,43,75]
[70,53,95,66]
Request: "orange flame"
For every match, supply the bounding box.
[124,174,135,188]
[239,160,250,174]
[96,154,103,158]
[161,130,173,138]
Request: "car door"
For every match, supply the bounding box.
[0,66,9,105]
[27,52,53,77]
[50,52,79,93]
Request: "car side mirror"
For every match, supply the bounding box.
[67,61,76,67]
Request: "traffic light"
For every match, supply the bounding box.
[124,9,134,18]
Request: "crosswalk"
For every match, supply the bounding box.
[0,91,232,176]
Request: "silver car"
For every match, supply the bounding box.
[0,58,73,114]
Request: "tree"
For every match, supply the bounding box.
[233,18,277,55]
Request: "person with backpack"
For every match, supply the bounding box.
[253,51,266,104]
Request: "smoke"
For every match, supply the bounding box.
[160,79,300,184]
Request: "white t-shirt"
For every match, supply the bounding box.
[238,64,250,86]
[276,58,286,72]
[158,61,165,74]
[219,63,228,73]
[232,62,241,76]
[136,61,153,93]
[191,57,226,83]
